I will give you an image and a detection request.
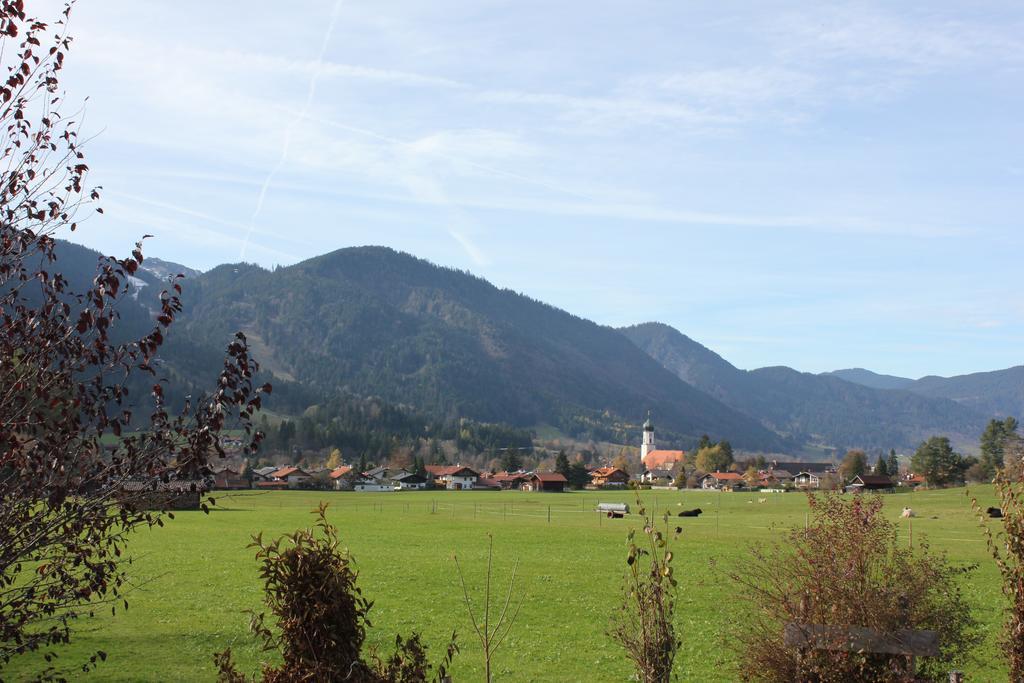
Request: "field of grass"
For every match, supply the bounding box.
[6,486,1011,681]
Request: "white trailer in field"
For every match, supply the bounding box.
[597,502,630,518]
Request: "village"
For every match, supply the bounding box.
[208,418,925,497]
[214,459,920,494]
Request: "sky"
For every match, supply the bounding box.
[44,0,1024,378]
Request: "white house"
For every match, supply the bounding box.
[392,472,428,490]
[699,472,744,490]
[793,471,821,489]
[353,477,394,492]
[425,465,479,490]
[641,468,675,486]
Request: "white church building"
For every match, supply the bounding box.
[640,415,686,471]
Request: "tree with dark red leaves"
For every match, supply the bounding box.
[0,2,269,677]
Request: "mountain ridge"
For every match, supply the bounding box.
[825,364,1024,419]
[168,246,789,452]
[823,368,915,390]
[48,241,1020,455]
[621,322,991,452]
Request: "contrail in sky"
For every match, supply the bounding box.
[239,0,344,261]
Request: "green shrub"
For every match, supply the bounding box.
[730,494,979,682]
[214,504,456,682]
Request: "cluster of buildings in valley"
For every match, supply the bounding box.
[229,464,571,492]
[207,418,924,495]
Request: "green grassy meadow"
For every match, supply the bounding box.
[6,487,1012,681]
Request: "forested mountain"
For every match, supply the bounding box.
[169,248,782,450]
[49,240,1019,455]
[826,364,1024,420]
[621,322,990,451]
[138,257,201,280]
[907,367,1024,419]
[163,246,786,451]
[823,368,915,390]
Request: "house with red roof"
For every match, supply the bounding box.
[270,466,312,489]
[474,477,502,490]
[590,466,630,488]
[329,465,354,490]
[492,471,531,490]
[525,472,568,492]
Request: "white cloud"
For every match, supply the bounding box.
[476,88,733,130]
[407,129,539,161]
[773,6,1024,70]
[632,67,819,107]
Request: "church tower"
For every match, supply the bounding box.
[641,413,655,462]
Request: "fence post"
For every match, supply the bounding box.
[547,505,551,523]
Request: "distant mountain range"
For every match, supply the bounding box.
[823,368,915,391]
[621,324,995,452]
[825,366,1024,425]
[48,241,1022,455]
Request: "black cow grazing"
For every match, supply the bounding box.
[678,508,703,518]
[987,507,1003,519]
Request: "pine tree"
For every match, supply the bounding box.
[874,454,888,476]
[555,450,570,478]
[887,449,899,477]
[912,436,962,487]
[980,417,1020,478]
[719,440,734,463]
[501,447,523,473]
[358,452,368,474]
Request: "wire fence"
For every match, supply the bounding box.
[212,489,798,536]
